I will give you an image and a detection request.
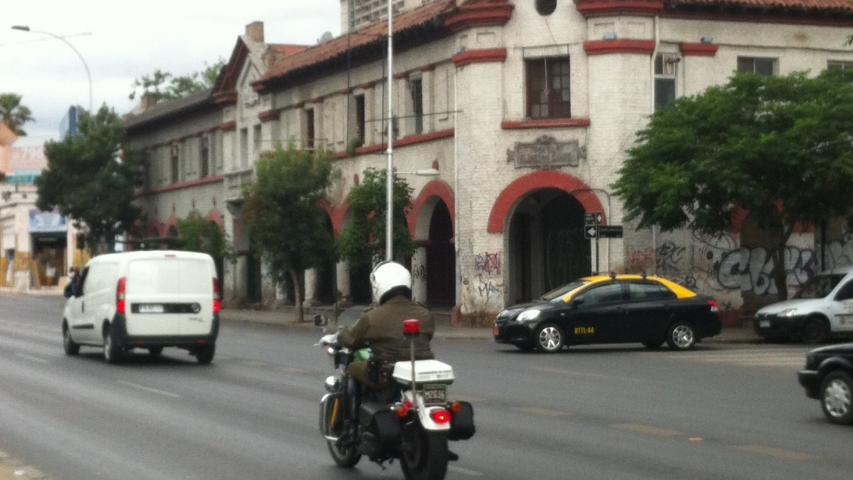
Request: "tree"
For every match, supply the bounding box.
[613,70,853,300]
[129,59,225,102]
[338,168,414,269]
[0,93,33,136]
[242,146,336,322]
[174,211,234,262]
[36,106,144,253]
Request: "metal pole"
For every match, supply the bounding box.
[385,0,395,262]
[12,27,92,112]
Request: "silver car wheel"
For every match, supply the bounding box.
[824,379,851,419]
[538,326,562,352]
[671,325,694,349]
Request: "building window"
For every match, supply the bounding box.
[253,124,262,159]
[737,57,777,76]
[199,136,209,178]
[536,0,557,16]
[305,108,315,149]
[526,57,571,119]
[828,61,853,71]
[239,128,248,169]
[170,143,179,184]
[655,53,678,112]
[355,94,366,142]
[409,77,424,135]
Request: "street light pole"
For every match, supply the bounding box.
[11,26,93,113]
[385,0,395,262]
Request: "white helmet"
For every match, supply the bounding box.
[370,261,412,304]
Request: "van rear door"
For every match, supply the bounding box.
[125,256,214,337]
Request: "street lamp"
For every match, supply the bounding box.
[11,25,93,112]
[384,0,395,261]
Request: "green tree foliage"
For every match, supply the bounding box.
[0,93,33,136]
[174,211,234,262]
[242,146,336,322]
[36,106,143,253]
[613,70,853,300]
[129,59,225,102]
[338,168,414,268]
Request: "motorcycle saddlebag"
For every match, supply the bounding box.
[360,401,402,446]
[449,401,475,441]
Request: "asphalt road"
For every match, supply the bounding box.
[1,293,851,480]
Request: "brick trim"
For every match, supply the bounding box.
[584,40,656,56]
[444,2,514,32]
[407,180,455,240]
[213,91,237,106]
[575,0,664,17]
[207,209,224,228]
[680,42,719,57]
[258,109,281,123]
[137,176,224,197]
[501,118,591,130]
[452,48,507,67]
[220,121,236,132]
[353,129,454,156]
[661,11,853,28]
[488,171,607,233]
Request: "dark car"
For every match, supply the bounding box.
[798,343,853,424]
[493,274,721,353]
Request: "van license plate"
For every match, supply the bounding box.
[422,384,446,404]
[759,320,770,328]
[139,304,164,313]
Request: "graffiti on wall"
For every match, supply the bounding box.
[474,251,501,277]
[412,264,427,281]
[717,246,817,296]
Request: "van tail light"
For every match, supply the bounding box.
[708,299,718,313]
[116,277,127,315]
[212,278,221,314]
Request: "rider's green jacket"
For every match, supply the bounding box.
[338,295,435,363]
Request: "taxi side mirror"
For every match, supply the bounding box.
[572,298,585,309]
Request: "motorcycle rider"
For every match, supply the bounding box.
[338,261,435,390]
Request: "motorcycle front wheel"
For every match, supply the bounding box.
[400,424,448,480]
[328,438,361,468]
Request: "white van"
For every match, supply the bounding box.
[62,250,220,364]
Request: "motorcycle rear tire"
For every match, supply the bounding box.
[401,427,448,480]
[327,439,361,468]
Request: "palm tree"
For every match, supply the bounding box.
[0,93,34,136]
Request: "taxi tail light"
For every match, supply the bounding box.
[430,409,451,424]
[116,277,127,314]
[708,299,718,313]
[212,278,221,314]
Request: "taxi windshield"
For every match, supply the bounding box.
[794,274,845,299]
[540,281,588,302]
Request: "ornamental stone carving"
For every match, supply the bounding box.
[506,136,583,169]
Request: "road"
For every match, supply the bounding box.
[0,292,851,480]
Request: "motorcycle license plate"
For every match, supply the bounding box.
[421,384,447,404]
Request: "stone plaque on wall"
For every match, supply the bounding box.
[506,136,582,169]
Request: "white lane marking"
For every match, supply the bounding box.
[449,465,484,476]
[14,353,48,364]
[532,366,641,383]
[118,380,182,399]
[613,423,682,437]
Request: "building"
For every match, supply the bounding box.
[126,0,853,323]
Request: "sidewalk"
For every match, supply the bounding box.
[219,307,762,343]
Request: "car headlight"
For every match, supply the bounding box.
[780,308,799,318]
[517,309,541,322]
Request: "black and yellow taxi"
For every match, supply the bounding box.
[493,274,721,353]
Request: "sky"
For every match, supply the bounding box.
[0,0,341,146]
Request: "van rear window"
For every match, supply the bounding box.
[127,259,211,295]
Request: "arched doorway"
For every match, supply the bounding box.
[427,200,455,306]
[507,189,591,305]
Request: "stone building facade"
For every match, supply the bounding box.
[126,1,853,323]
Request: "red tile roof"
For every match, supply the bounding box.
[269,44,309,57]
[670,0,853,13]
[257,0,455,87]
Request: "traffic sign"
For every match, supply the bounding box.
[598,226,623,238]
[584,212,602,226]
[584,225,598,239]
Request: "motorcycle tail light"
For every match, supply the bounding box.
[449,401,463,414]
[430,409,450,424]
[396,400,414,418]
[403,319,421,336]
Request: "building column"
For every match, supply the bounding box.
[411,246,427,304]
[336,261,351,303]
[304,267,318,307]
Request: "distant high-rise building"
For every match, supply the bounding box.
[59,105,81,139]
[340,0,436,33]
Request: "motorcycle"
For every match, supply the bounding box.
[315,314,475,480]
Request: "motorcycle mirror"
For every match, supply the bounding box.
[313,314,328,327]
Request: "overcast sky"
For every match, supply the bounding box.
[1,1,341,146]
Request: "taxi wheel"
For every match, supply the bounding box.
[820,371,853,425]
[666,322,696,351]
[534,323,565,353]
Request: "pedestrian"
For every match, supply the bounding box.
[64,266,78,298]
